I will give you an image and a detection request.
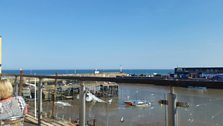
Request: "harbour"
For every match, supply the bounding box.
[1,1,223,125]
[26,83,223,126]
[2,69,223,126]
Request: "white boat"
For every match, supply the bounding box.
[124,100,151,107]
[94,69,100,74]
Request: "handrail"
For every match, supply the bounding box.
[3,73,222,126]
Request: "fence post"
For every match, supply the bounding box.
[19,69,24,96]
[51,73,58,119]
[79,81,86,126]
[14,76,18,96]
[38,78,43,126]
[167,87,176,126]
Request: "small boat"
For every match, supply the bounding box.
[55,101,72,107]
[94,69,100,74]
[124,100,151,107]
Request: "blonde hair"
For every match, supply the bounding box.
[0,80,13,100]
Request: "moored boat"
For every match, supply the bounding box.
[124,100,151,107]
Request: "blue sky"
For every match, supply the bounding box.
[0,0,223,69]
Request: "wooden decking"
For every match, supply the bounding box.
[25,114,78,126]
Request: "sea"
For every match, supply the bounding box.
[4,69,223,126]
[3,69,173,75]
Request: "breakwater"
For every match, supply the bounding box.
[5,73,223,89]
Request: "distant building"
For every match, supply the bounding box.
[174,67,223,79]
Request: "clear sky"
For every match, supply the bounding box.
[0,0,223,70]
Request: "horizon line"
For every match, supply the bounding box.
[2,68,174,70]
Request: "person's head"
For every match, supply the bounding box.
[0,80,13,100]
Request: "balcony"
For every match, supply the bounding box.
[2,73,223,126]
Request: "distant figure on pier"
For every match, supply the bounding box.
[0,80,27,126]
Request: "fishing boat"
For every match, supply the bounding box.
[124,100,151,107]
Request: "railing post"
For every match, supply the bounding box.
[51,73,58,119]
[38,78,43,126]
[34,78,37,119]
[167,87,176,126]
[79,81,86,126]
[19,69,24,96]
[0,35,2,77]
[14,76,18,96]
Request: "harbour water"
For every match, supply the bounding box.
[39,84,223,126]
[5,69,223,126]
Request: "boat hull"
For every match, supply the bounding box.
[124,100,150,107]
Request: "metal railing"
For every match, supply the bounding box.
[3,73,223,126]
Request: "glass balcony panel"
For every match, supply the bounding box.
[85,83,168,126]
[175,87,223,126]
